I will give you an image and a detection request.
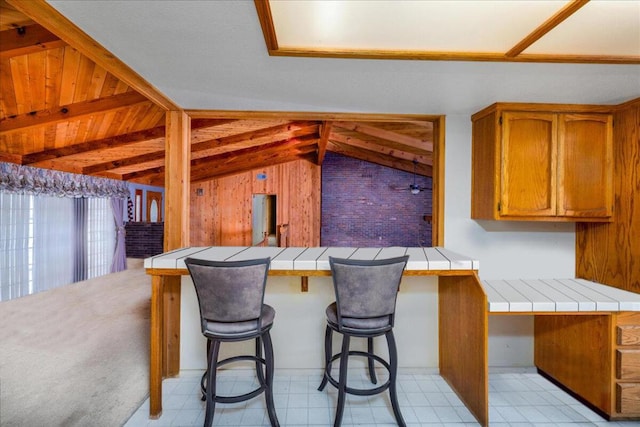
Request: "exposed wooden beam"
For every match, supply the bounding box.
[328,141,432,177]
[20,119,226,166]
[0,91,149,134]
[192,150,317,183]
[329,132,432,166]
[6,0,180,110]
[82,150,165,175]
[191,135,318,180]
[505,0,590,58]
[20,125,165,164]
[191,121,318,154]
[0,23,66,58]
[317,121,332,165]
[333,121,433,152]
[192,134,318,168]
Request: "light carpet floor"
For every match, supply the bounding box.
[0,259,150,427]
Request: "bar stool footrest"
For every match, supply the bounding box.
[201,354,268,403]
[323,350,391,396]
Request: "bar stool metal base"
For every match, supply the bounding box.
[318,326,405,427]
[201,331,279,427]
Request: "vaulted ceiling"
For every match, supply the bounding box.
[0,0,435,187]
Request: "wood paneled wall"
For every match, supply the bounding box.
[576,98,640,292]
[189,159,321,247]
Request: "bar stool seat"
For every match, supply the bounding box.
[185,257,280,427]
[318,255,409,427]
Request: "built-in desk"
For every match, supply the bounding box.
[144,246,481,421]
[480,278,640,421]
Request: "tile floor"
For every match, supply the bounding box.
[124,367,640,427]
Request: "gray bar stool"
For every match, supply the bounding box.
[184,257,279,427]
[318,255,409,427]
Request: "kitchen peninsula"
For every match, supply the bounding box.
[145,246,640,425]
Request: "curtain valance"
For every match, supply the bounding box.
[0,162,129,199]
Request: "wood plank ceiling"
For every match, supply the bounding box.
[0,0,434,187]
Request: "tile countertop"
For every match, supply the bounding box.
[143,246,480,271]
[482,278,640,313]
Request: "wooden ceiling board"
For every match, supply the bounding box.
[0,6,437,185]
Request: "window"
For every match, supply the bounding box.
[0,193,116,301]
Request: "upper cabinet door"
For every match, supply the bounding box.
[501,112,557,217]
[558,114,613,218]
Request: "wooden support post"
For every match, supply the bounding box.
[149,275,164,418]
[162,111,190,376]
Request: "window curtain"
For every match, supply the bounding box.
[0,192,31,300]
[110,197,127,273]
[0,162,130,300]
[32,196,75,292]
[0,162,129,198]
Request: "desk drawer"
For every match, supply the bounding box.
[618,325,640,346]
[617,383,640,414]
[617,350,640,380]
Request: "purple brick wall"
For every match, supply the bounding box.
[321,152,432,247]
[125,222,164,258]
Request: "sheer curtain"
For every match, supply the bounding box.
[32,196,74,293]
[88,197,117,278]
[0,192,31,300]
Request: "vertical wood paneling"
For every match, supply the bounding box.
[44,47,63,111]
[0,57,18,118]
[9,55,29,114]
[576,99,640,293]
[59,47,81,106]
[28,50,46,112]
[72,55,94,103]
[189,159,321,247]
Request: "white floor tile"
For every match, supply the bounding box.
[123,368,630,427]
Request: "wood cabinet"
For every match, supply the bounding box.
[616,314,640,416]
[471,103,613,221]
[535,312,640,420]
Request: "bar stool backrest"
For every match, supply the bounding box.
[329,255,409,324]
[184,257,271,331]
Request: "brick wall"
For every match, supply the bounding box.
[125,222,164,258]
[321,152,432,247]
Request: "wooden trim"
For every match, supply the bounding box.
[263,46,640,65]
[6,0,180,110]
[186,110,441,122]
[146,268,478,277]
[439,274,489,426]
[253,0,278,51]
[471,102,616,121]
[505,0,590,58]
[432,116,445,246]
